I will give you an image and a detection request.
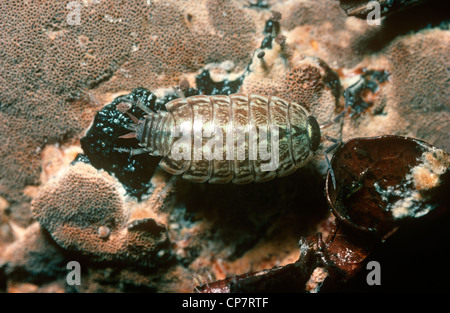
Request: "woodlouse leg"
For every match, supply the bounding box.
[316,232,330,265]
[125,112,140,124]
[320,80,363,187]
[320,82,357,131]
[118,132,137,139]
[321,78,363,130]
[323,136,342,190]
[117,101,141,125]
[315,232,345,280]
[324,135,340,146]
[325,154,336,190]
[344,87,351,109]
[122,123,138,131]
[113,147,148,156]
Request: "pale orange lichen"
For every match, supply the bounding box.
[0,0,258,224]
[0,223,67,282]
[341,29,450,151]
[389,147,449,219]
[305,267,328,293]
[242,53,339,125]
[0,196,9,213]
[424,150,449,176]
[275,0,377,67]
[386,30,450,150]
[413,167,439,191]
[412,149,449,191]
[31,162,170,266]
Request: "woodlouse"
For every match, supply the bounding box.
[115,91,324,184]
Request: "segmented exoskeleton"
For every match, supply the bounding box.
[115,92,322,184]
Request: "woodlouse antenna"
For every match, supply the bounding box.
[324,136,341,190]
[320,76,363,130]
[319,78,367,189]
[320,110,346,130]
[116,95,154,116]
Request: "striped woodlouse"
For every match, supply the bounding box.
[114,89,332,184]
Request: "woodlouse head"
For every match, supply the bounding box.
[307,116,321,151]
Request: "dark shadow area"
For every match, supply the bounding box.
[342,206,450,292]
[174,163,330,260]
[355,0,449,54]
